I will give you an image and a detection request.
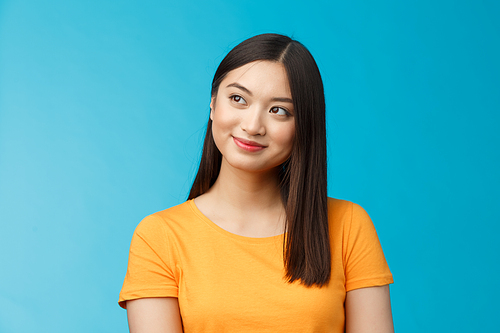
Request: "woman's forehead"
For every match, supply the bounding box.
[220,61,292,99]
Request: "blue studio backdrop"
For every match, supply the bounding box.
[0,0,499,332]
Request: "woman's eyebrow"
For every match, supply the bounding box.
[271,97,293,103]
[226,83,253,96]
[226,82,293,104]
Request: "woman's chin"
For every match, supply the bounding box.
[222,158,281,175]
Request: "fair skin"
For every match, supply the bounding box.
[126,60,394,332]
[198,60,296,238]
[127,298,182,333]
[346,285,394,333]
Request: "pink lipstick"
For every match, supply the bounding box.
[233,137,266,152]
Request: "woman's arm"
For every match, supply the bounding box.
[126,297,183,333]
[345,285,394,333]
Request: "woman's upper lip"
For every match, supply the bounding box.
[233,136,267,147]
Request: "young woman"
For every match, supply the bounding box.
[119,33,394,332]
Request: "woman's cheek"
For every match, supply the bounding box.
[214,106,239,134]
[211,107,236,152]
[276,124,295,153]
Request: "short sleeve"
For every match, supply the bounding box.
[343,203,393,292]
[118,214,178,308]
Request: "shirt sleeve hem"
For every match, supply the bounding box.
[118,288,178,309]
[346,275,394,292]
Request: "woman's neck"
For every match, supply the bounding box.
[194,158,286,237]
[212,158,283,209]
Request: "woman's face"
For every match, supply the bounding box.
[211,60,295,174]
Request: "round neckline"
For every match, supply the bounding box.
[188,199,285,244]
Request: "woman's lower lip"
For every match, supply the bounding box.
[233,137,266,152]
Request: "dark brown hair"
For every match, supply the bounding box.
[188,34,330,286]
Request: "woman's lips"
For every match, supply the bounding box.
[232,137,266,152]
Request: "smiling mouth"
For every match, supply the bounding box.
[232,136,266,152]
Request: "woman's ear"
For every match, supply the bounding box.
[210,97,216,120]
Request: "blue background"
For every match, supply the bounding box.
[1,0,499,331]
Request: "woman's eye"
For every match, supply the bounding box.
[231,95,246,105]
[270,107,290,116]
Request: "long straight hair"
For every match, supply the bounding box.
[188,34,330,286]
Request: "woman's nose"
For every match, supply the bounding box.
[240,107,266,136]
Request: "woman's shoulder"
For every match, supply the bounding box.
[327,197,368,213]
[151,200,195,219]
[328,197,355,213]
[134,200,198,235]
[327,197,373,230]
[327,197,350,208]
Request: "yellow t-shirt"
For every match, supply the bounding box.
[119,198,393,332]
